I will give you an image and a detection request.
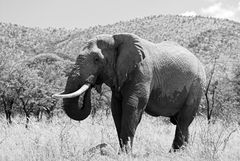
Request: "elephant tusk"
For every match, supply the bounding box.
[53,83,91,98]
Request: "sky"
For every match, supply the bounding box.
[0,0,240,29]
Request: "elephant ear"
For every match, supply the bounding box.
[113,33,145,90]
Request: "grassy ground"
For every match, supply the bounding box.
[0,114,239,161]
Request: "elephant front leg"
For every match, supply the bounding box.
[111,91,123,150]
[119,94,147,153]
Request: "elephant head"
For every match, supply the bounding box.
[53,33,145,121]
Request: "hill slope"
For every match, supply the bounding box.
[1,15,240,60]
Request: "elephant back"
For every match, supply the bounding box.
[152,41,206,96]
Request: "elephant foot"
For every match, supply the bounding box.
[169,142,187,153]
[169,146,184,153]
[118,138,132,154]
[118,145,132,155]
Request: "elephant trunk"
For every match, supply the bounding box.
[56,74,96,121]
[63,89,91,121]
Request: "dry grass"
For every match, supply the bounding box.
[0,114,239,161]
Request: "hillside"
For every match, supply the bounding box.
[0,15,240,123]
[1,15,240,59]
[1,15,240,62]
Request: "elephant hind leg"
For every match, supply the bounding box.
[171,83,202,151]
[171,121,190,151]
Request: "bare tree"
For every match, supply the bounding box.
[0,94,14,124]
[205,57,218,124]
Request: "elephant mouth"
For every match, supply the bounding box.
[93,74,104,93]
[53,74,101,98]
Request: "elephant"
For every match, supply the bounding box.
[53,33,206,153]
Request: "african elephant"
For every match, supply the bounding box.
[53,33,206,153]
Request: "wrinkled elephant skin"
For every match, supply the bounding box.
[54,33,206,153]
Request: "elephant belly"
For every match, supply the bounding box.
[146,88,188,117]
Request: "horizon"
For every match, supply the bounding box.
[0,0,240,29]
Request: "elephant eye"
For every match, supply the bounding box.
[94,56,99,63]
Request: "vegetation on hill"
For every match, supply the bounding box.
[0,15,240,125]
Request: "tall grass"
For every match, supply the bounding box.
[0,114,239,161]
